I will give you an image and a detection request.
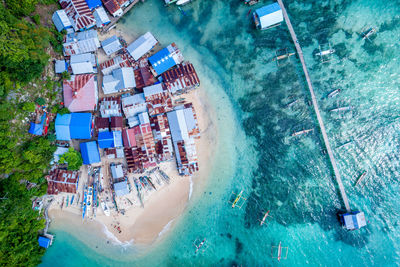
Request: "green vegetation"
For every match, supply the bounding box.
[61,71,71,80]
[0,0,64,265]
[59,147,83,171]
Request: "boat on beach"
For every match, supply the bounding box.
[82,188,87,220]
[100,201,110,216]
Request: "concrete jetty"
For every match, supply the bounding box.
[277,0,351,212]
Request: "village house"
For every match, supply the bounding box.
[253,3,283,30]
[95,117,110,133]
[114,181,129,196]
[80,141,101,164]
[148,43,184,76]
[110,116,124,131]
[100,53,133,75]
[63,74,98,112]
[150,114,173,161]
[63,29,100,56]
[167,104,200,175]
[59,0,96,31]
[84,0,102,10]
[99,96,122,118]
[98,131,123,149]
[105,147,125,159]
[46,169,80,195]
[93,7,111,28]
[55,113,93,141]
[111,163,124,180]
[102,0,123,17]
[134,59,156,89]
[102,67,135,95]
[121,93,147,127]
[143,83,173,116]
[101,35,122,56]
[52,10,73,32]
[70,53,97,74]
[161,62,200,95]
[126,32,158,61]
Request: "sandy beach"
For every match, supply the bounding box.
[48,85,217,246]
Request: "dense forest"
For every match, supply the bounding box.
[0,0,62,265]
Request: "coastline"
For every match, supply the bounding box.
[48,85,217,246]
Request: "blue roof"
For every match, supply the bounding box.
[55,60,68,74]
[255,3,281,17]
[98,131,114,148]
[55,113,72,141]
[148,47,177,76]
[85,0,102,10]
[28,113,46,135]
[70,113,92,139]
[80,141,100,164]
[38,236,51,248]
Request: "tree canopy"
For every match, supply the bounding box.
[59,147,83,171]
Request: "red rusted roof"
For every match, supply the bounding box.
[102,0,121,16]
[162,62,200,93]
[46,169,80,195]
[60,0,95,31]
[110,116,124,129]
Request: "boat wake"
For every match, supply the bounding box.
[101,223,133,247]
[157,219,174,238]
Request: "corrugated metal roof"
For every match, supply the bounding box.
[80,141,100,164]
[70,112,92,139]
[111,164,123,179]
[63,30,100,56]
[114,181,129,196]
[101,35,122,56]
[255,3,281,17]
[102,0,122,17]
[85,0,102,10]
[60,0,96,31]
[148,43,184,76]
[161,62,200,94]
[113,130,123,147]
[63,74,97,112]
[70,53,96,74]
[93,6,110,27]
[28,113,46,135]
[121,93,147,120]
[138,112,150,125]
[55,60,68,73]
[38,236,51,248]
[127,32,158,61]
[52,10,73,32]
[55,113,72,141]
[102,67,135,94]
[99,96,122,118]
[98,131,114,148]
[143,83,164,97]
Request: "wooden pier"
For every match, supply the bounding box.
[277,0,351,212]
[102,0,144,33]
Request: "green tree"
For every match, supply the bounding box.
[59,147,83,171]
[22,102,36,112]
[35,97,45,106]
[4,0,38,17]
[60,71,71,80]
[58,107,70,115]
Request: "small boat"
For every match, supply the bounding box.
[66,195,69,207]
[244,0,259,5]
[230,190,246,208]
[285,99,299,108]
[327,88,341,98]
[60,197,64,209]
[271,241,288,261]
[315,49,335,57]
[260,210,270,226]
[194,238,206,254]
[176,0,190,5]
[82,188,88,220]
[70,195,75,205]
[101,201,110,216]
[362,28,376,40]
[330,106,352,112]
[292,129,313,137]
[146,176,157,190]
[355,171,367,187]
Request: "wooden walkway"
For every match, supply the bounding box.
[102,0,142,33]
[277,0,351,212]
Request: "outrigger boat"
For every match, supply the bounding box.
[193,238,207,254]
[285,99,299,108]
[327,88,341,98]
[271,241,288,261]
[330,106,352,112]
[82,187,88,220]
[70,195,74,205]
[292,128,313,137]
[101,201,110,216]
[66,195,69,207]
[260,210,271,226]
[230,190,247,209]
[362,27,376,41]
[355,171,367,187]
[315,43,335,63]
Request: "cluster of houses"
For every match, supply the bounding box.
[30,1,202,196]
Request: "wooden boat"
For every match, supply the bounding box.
[70,195,74,205]
[285,99,299,108]
[82,188,88,220]
[271,241,288,261]
[292,128,313,137]
[230,190,246,208]
[315,48,335,57]
[101,201,111,216]
[176,0,191,5]
[66,195,69,207]
[244,0,259,6]
[327,88,341,98]
[362,28,376,40]
[330,106,352,112]
[355,171,367,187]
[260,210,270,226]
[194,238,206,254]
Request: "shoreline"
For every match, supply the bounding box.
[48,85,217,247]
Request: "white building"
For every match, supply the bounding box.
[253,3,283,30]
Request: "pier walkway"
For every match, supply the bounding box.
[277,0,351,212]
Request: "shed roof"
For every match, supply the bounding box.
[52,10,72,32]
[38,236,51,248]
[85,0,102,10]
[114,180,129,196]
[55,113,72,141]
[101,35,122,56]
[93,6,111,27]
[80,141,100,164]
[111,164,123,179]
[70,112,92,139]
[148,43,184,76]
[127,32,158,61]
[55,60,68,74]
[70,53,96,74]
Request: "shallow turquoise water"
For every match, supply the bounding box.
[41,0,400,266]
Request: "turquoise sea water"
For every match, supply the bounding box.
[41,0,400,266]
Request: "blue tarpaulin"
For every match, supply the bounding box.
[85,0,102,10]
[55,113,71,141]
[148,47,177,76]
[28,113,46,136]
[38,236,51,248]
[80,141,100,164]
[70,113,92,139]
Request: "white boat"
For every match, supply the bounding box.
[176,0,191,5]
[101,201,110,216]
[330,106,352,112]
[327,89,341,98]
[315,49,335,57]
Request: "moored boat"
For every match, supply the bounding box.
[101,201,110,216]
